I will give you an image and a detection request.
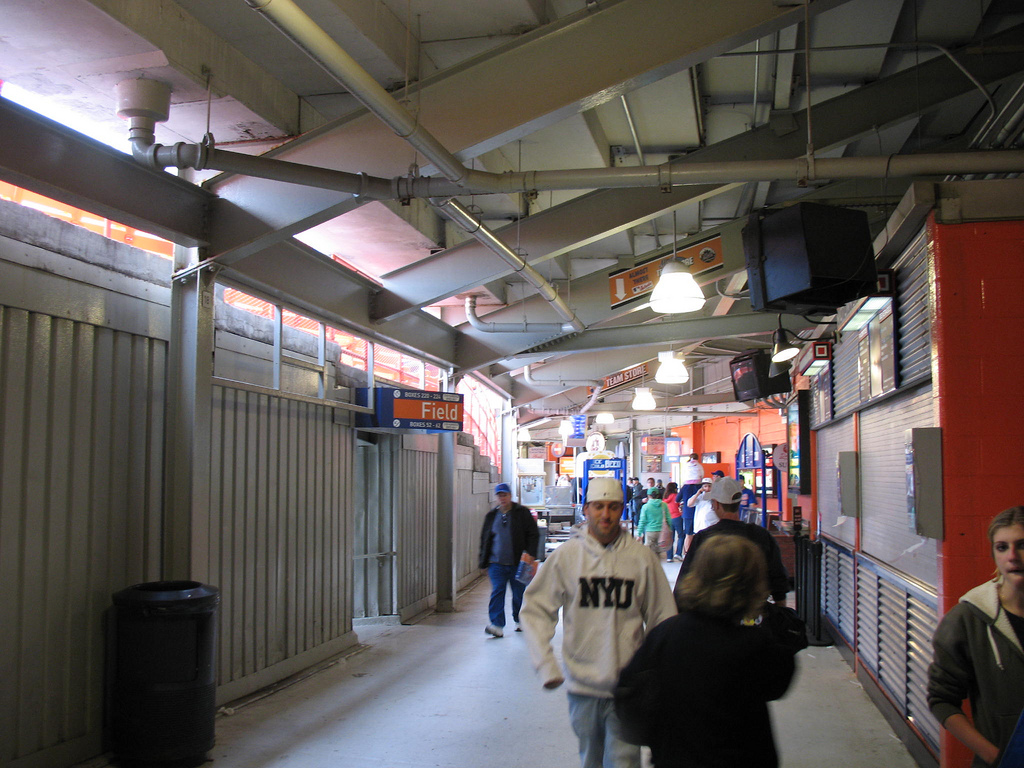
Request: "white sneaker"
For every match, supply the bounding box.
[515,622,522,632]
[485,624,504,638]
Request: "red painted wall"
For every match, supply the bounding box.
[674,409,791,515]
[931,215,1024,608]
[930,215,1024,768]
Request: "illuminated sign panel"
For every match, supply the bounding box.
[357,387,464,431]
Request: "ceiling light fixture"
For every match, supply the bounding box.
[650,211,706,314]
[767,358,792,379]
[655,350,690,383]
[649,260,706,314]
[595,412,615,424]
[631,386,657,410]
[558,419,573,437]
[770,315,801,363]
[517,427,532,442]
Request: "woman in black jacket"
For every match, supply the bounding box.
[615,535,797,768]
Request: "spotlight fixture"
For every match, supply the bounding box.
[595,412,615,424]
[649,260,706,314]
[770,316,801,363]
[655,351,690,384]
[767,358,792,379]
[631,387,657,410]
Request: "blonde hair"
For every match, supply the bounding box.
[988,506,1024,581]
[988,506,1024,544]
[677,535,769,623]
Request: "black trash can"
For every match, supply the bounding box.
[108,580,219,765]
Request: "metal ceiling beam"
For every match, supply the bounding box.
[450,218,746,374]
[219,240,459,367]
[204,0,851,263]
[371,21,1024,321]
[0,98,210,247]
[524,312,788,355]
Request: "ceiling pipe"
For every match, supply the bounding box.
[527,409,756,418]
[115,81,1024,199]
[522,365,602,389]
[242,0,484,190]
[524,370,602,417]
[125,134,1024,197]
[241,0,1024,198]
[434,198,585,333]
[464,295,576,334]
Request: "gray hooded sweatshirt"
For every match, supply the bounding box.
[928,580,1024,767]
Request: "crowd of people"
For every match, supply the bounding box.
[478,474,1024,768]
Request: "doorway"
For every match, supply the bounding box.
[353,433,396,619]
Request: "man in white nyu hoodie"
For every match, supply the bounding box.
[521,477,676,768]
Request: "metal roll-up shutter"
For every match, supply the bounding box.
[858,383,937,587]
[856,563,880,675]
[908,593,941,752]
[822,540,856,645]
[809,365,832,428]
[857,556,941,754]
[893,228,931,387]
[831,329,862,418]
[815,417,856,546]
[877,578,909,709]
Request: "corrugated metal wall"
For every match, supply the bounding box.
[455,445,491,589]
[822,538,857,644]
[894,229,931,387]
[858,384,937,586]
[393,438,439,620]
[208,385,356,703]
[0,307,166,766]
[856,558,941,753]
[812,222,940,763]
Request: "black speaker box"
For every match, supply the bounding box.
[743,202,876,315]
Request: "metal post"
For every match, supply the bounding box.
[435,372,457,612]
[164,249,215,579]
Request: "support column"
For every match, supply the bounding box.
[435,431,457,612]
[435,373,459,612]
[163,254,216,580]
[930,214,1024,768]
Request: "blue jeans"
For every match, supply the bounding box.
[487,563,525,628]
[670,516,686,558]
[567,693,640,768]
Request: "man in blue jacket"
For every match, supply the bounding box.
[478,482,539,638]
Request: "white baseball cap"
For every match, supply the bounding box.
[708,477,743,504]
[585,477,624,503]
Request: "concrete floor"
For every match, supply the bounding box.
[209,560,920,768]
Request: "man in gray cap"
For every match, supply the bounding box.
[478,482,539,638]
[520,477,676,768]
[674,477,790,605]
